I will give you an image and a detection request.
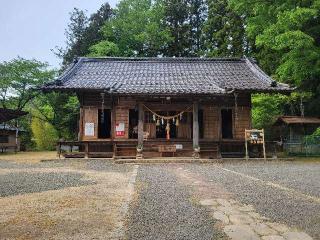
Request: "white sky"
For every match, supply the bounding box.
[0,0,119,69]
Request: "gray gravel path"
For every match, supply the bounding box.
[126,165,226,240]
[222,161,320,197]
[0,172,94,197]
[0,159,132,197]
[185,162,320,239]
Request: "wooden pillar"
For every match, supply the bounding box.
[78,107,83,141]
[193,101,199,148]
[138,103,144,147]
[84,142,89,158]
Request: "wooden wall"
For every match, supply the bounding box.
[79,93,252,141]
[0,129,20,148]
[82,106,98,140]
[203,106,220,139]
[234,107,252,139]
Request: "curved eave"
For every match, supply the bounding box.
[41,86,294,96]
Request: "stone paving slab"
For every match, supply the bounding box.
[199,197,314,240]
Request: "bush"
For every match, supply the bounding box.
[304,127,320,144]
[31,117,58,150]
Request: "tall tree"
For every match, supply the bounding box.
[0,58,54,111]
[162,0,191,56]
[203,0,245,57]
[230,0,320,117]
[92,0,172,57]
[55,3,113,65]
[188,0,206,55]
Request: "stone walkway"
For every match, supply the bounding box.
[127,163,318,240]
[199,197,313,240]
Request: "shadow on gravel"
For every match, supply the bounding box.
[0,172,95,197]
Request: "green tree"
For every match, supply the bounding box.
[94,0,172,57]
[203,0,245,57]
[31,92,79,140]
[55,3,113,65]
[252,94,288,130]
[162,0,191,56]
[230,0,320,117]
[31,114,58,150]
[0,58,55,111]
[188,0,206,55]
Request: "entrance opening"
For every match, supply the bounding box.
[129,109,138,139]
[221,109,233,139]
[98,109,111,138]
[156,111,177,138]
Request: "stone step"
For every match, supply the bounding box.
[115,158,222,164]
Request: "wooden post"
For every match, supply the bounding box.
[245,129,248,160]
[193,101,199,148]
[78,107,83,141]
[84,142,89,158]
[138,103,144,147]
[262,129,266,160]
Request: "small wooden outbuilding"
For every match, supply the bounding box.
[43,57,292,158]
[273,116,320,143]
[0,108,27,152]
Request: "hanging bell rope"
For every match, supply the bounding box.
[143,104,193,120]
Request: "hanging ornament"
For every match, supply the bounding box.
[166,122,170,131]
[161,118,164,125]
[173,117,175,123]
[180,113,183,120]
[166,121,170,140]
[156,119,160,126]
[153,114,156,121]
[175,118,179,126]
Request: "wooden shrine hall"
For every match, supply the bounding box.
[43,57,292,159]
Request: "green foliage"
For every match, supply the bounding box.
[203,0,246,57]
[31,92,79,140]
[31,115,58,150]
[304,127,320,144]
[88,40,120,57]
[55,3,113,65]
[229,0,320,118]
[0,58,55,110]
[252,94,287,129]
[96,0,172,57]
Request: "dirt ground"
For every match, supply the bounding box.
[0,151,57,163]
[0,156,135,240]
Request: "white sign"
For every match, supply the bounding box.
[116,123,125,136]
[175,144,183,150]
[85,123,95,136]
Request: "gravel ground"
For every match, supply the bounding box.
[0,158,134,239]
[0,159,132,198]
[0,172,94,197]
[184,162,320,239]
[126,165,226,240]
[0,158,132,171]
[1,157,319,239]
[222,161,320,197]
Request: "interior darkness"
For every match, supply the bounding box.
[221,109,233,139]
[98,109,111,138]
[156,111,177,138]
[129,109,138,139]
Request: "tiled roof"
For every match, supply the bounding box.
[275,116,320,125]
[43,57,292,95]
[0,108,28,123]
